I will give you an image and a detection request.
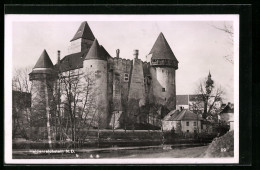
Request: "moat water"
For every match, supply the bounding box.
[12,141,210,159]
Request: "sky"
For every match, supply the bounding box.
[8,15,238,103]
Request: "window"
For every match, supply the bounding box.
[187,130,189,133]
[95,70,101,78]
[194,130,197,133]
[162,88,165,92]
[194,122,197,126]
[124,73,129,82]
[186,122,189,126]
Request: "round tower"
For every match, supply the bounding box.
[29,50,57,140]
[83,39,108,128]
[148,33,179,110]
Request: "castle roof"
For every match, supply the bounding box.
[70,21,95,42]
[149,32,178,62]
[33,50,54,69]
[56,42,111,72]
[164,109,202,121]
[100,45,111,60]
[85,39,107,60]
[57,50,88,72]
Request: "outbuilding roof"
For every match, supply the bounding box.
[163,109,202,121]
[220,104,234,114]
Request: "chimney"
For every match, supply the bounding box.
[116,49,120,58]
[57,50,61,64]
[133,49,139,59]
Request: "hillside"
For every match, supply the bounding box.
[203,130,234,157]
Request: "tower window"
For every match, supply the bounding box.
[162,88,165,92]
[186,122,189,126]
[124,73,129,82]
[95,70,101,78]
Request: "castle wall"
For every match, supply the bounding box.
[108,57,132,128]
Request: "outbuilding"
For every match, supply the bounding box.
[219,103,234,131]
[162,109,202,133]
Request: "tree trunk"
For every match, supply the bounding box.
[203,100,208,119]
[44,78,52,149]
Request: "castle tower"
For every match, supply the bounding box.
[68,21,95,54]
[83,39,108,128]
[148,32,179,110]
[29,50,57,139]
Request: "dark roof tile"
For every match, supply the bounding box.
[56,42,111,72]
[149,32,178,62]
[56,50,88,72]
[70,21,95,42]
[33,50,54,69]
[164,109,202,121]
[220,105,234,114]
[85,39,107,61]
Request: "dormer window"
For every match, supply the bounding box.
[162,88,165,92]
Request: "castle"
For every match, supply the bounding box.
[29,21,179,134]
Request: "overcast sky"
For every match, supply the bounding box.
[9,15,237,103]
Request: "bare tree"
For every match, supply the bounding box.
[193,75,225,120]
[56,63,103,142]
[12,66,32,140]
[211,23,234,64]
[12,66,33,93]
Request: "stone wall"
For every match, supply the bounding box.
[30,74,55,139]
[108,57,132,128]
[83,59,108,128]
[150,66,176,110]
[68,38,93,54]
[127,58,146,124]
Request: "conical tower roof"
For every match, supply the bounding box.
[149,32,178,62]
[33,50,54,69]
[85,39,107,60]
[70,21,95,42]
